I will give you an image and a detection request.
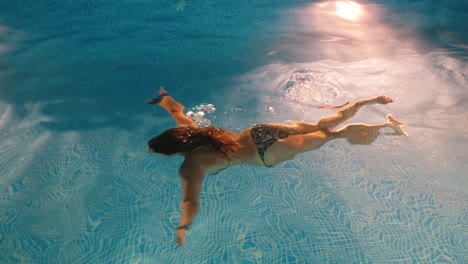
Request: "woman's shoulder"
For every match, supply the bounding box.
[183,149,227,170]
[183,149,229,174]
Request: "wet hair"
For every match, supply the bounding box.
[148,126,239,159]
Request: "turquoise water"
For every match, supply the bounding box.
[1,0,467,263]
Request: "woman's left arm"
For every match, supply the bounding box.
[176,158,206,247]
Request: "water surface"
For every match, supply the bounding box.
[0,0,467,263]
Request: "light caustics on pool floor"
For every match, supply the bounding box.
[0,0,467,263]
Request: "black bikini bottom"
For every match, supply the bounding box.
[250,124,282,167]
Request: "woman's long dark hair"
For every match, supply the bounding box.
[148,126,239,159]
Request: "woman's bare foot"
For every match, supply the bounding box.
[386,114,408,136]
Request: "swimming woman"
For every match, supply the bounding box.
[147,87,408,246]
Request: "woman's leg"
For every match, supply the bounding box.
[333,114,408,144]
[264,129,335,165]
[279,96,394,135]
[315,95,393,130]
[151,87,197,127]
[264,114,407,165]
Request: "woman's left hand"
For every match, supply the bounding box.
[176,228,187,247]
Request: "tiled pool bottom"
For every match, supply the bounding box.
[0,109,466,263]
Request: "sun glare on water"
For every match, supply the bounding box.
[335,1,362,21]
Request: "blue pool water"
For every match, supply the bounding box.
[1,0,467,263]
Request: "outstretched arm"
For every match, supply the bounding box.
[176,157,205,247]
[150,87,197,128]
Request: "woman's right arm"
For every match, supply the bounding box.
[176,158,205,247]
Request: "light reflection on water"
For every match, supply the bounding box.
[335,1,363,21]
[275,0,420,63]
